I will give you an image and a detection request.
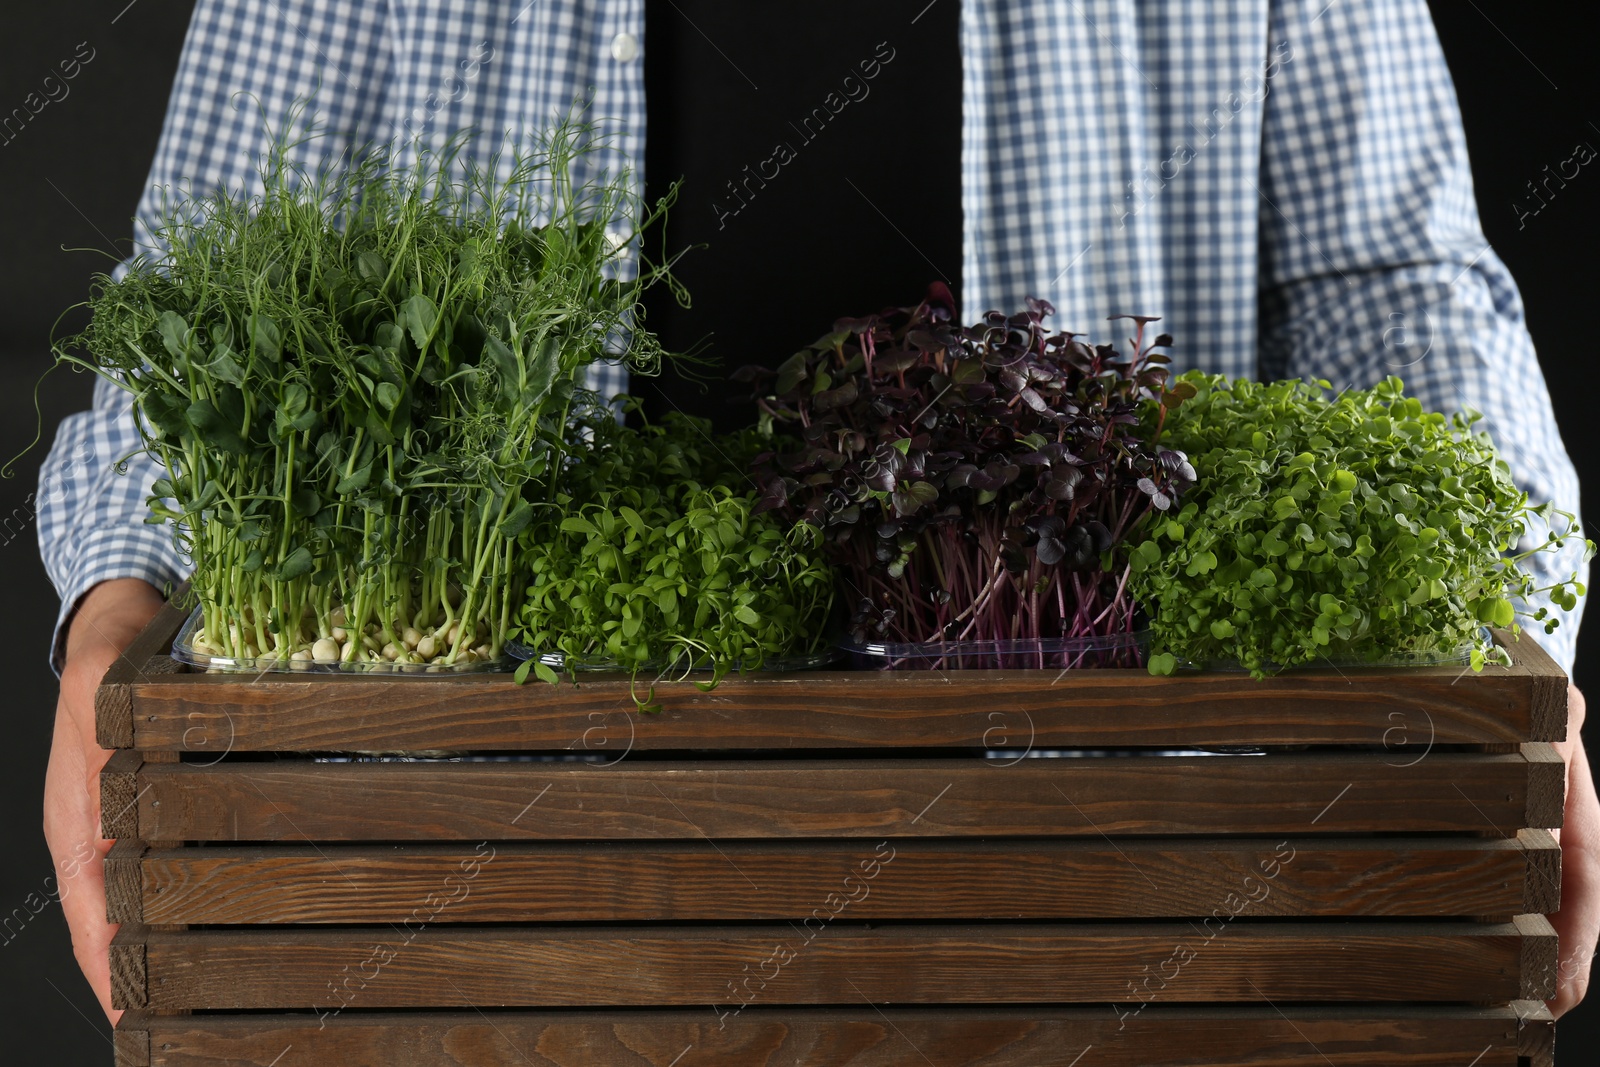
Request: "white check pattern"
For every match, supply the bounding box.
[38,0,1586,671]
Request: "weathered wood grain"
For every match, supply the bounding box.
[1516,998,1556,1065]
[124,751,1553,842]
[112,1025,149,1067]
[1515,913,1559,1000]
[132,833,1557,925]
[1524,742,1566,829]
[1520,828,1563,915]
[101,749,143,842]
[105,837,147,924]
[126,655,1555,755]
[1512,629,1570,743]
[111,923,148,1010]
[95,594,190,750]
[113,1004,1550,1067]
[128,920,1552,1010]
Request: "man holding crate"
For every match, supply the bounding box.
[38,0,1597,1028]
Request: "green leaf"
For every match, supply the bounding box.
[157,311,191,359]
[560,516,600,537]
[208,342,245,385]
[523,334,561,407]
[375,381,402,413]
[499,498,534,539]
[618,505,648,537]
[484,333,520,400]
[774,351,809,394]
[734,605,760,626]
[141,393,187,439]
[275,545,314,581]
[291,488,322,518]
[335,463,374,494]
[402,293,439,351]
[356,250,388,284]
[247,314,282,362]
[1148,652,1178,676]
[185,398,245,454]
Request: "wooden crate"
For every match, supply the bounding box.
[100,601,1568,1066]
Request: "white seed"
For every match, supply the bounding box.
[312,638,340,662]
[329,606,347,627]
[474,643,492,661]
[416,635,437,660]
[331,626,348,642]
[382,642,400,661]
[403,627,422,650]
[445,623,461,647]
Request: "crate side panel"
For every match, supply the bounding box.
[125,1006,1533,1067]
[138,836,1541,924]
[133,753,1543,842]
[137,921,1533,1010]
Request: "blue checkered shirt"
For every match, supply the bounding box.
[37,0,1587,672]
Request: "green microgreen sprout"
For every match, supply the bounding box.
[52,105,681,670]
[509,402,835,705]
[1131,372,1593,677]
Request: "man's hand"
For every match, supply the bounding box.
[1549,684,1599,1018]
[42,578,165,1025]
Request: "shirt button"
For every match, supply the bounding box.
[610,33,639,63]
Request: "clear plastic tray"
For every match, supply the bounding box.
[171,607,510,675]
[503,638,835,673]
[839,630,1148,671]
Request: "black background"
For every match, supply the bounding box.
[0,2,1595,1061]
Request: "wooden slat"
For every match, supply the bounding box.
[111,923,147,1010]
[124,649,1558,755]
[112,1023,149,1067]
[95,594,190,750]
[1516,998,1557,1065]
[126,920,1553,1010]
[101,749,143,841]
[1515,913,1560,1000]
[1512,629,1570,742]
[1524,742,1566,829]
[114,1004,1551,1067]
[124,750,1555,842]
[1520,828,1563,914]
[131,833,1557,925]
[105,837,147,924]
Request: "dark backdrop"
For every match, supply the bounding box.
[0,2,1594,1061]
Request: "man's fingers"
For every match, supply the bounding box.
[1548,685,1599,1018]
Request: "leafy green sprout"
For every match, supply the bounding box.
[1131,373,1592,677]
[510,405,836,709]
[52,106,685,668]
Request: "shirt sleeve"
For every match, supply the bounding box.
[1255,0,1588,673]
[35,0,394,673]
